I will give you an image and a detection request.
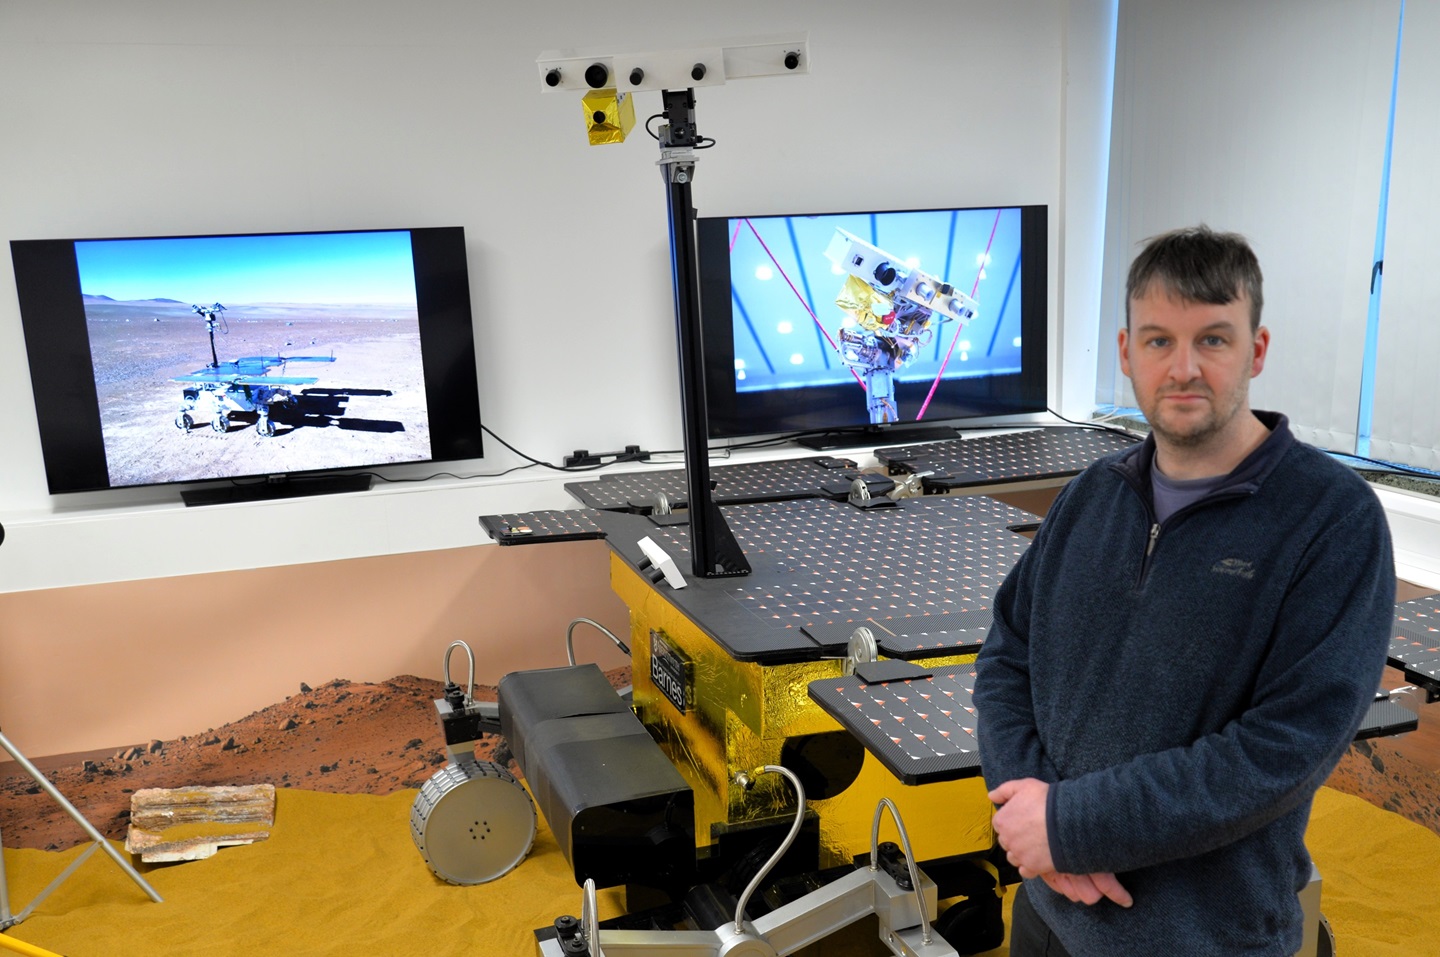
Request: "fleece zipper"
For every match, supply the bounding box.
[1113,466,1255,589]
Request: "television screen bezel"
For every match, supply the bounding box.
[697,203,1049,443]
[9,225,483,496]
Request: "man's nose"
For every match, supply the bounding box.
[1170,342,1201,381]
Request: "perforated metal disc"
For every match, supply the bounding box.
[410,757,535,884]
[845,626,878,673]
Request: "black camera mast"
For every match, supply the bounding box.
[538,37,808,578]
[654,88,749,578]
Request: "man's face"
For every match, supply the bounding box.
[1119,285,1269,450]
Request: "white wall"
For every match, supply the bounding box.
[0,0,1114,592]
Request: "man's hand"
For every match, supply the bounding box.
[990,778,1133,908]
[989,778,1054,875]
[1040,871,1133,908]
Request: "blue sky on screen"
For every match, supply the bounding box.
[74,230,417,305]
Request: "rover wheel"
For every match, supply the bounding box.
[410,756,535,884]
[211,414,228,433]
[935,893,1005,955]
[257,417,275,437]
[1318,914,1335,957]
[175,412,193,430]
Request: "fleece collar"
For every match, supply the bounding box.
[1112,410,1295,501]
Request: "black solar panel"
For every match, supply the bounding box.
[1356,696,1419,740]
[802,609,994,657]
[808,660,982,785]
[479,510,608,545]
[638,495,1036,635]
[565,457,860,511]
[877,427,1140,491]
[1391,595,1440,697]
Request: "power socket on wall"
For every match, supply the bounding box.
[563,445,651,468]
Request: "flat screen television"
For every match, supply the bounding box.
[697,204,1048,448]
[10,226,482,504]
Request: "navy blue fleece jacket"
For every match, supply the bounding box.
[973,413,1394,956]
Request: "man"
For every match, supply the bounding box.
[973,226,1394,956]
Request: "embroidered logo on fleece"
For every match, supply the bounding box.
[1211,557,1256,580]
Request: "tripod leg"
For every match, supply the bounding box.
[0,731,162,904]
[1,827,11,926]
[7,844,99,927]
[0,931,65,957]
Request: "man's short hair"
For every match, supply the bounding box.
[1125,225,1263,331]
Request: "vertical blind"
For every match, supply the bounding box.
[1096,0,1401,457]
[1367,1,1440,470]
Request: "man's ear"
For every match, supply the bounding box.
[1250,325,1270,378]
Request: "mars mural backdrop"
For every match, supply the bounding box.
[75,231,432,488]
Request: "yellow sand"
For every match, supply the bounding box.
[1,786,1436,956]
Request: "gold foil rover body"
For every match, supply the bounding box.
[613,555,994,870]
